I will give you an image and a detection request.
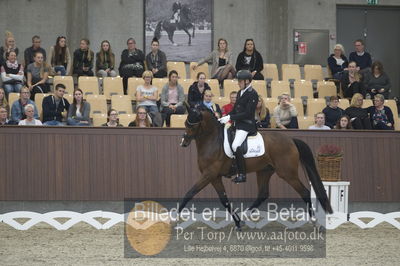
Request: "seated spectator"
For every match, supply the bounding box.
[1,51,24,95]
[255,96,270,128]
[18,104,42,126]
[334,115,352,130]
[327,44,348,80]
[145,38,167,78]
[367,94,394,130]
[235,39,264,80]
[322,96,345,129]
[96,40,117,78]
[273,93,298,129]
[0,31,18,66]
[349,39,372,73]
[192,38,236,84]
[42,84,70,126]
[24,35,46,69]
[67,88,91,126]
[345,93,371,130]
[160,70,185,127]
[73,38,94,77]
[10,87,39,123]
[363,61,391,99]
[341,61,365,98]
[129,106,152,127]
[102,108,123,127]
[48,36,72,76]
[0,87,9,112]
[135,71,162,127]
[308,112,331,130]
[27,51,50,100]
[188,72,211,108]
[201,89,221,119]
[119,38,145,94]
[222,91,237,116]
[0,106,12,125]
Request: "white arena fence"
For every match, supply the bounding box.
[0,210,399,231]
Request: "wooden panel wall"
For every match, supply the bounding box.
[0,127,399,202]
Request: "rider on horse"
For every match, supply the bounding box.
[171,1,182,24]
[219,70,259,183]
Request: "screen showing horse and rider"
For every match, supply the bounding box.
[145,0,213,62]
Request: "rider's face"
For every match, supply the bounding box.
[238,80,246,89]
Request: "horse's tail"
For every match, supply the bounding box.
[293,138,333,214]
[154,21,162,40]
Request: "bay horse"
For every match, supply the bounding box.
[154,4,195,46]
[179,106,333,229]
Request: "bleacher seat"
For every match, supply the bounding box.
[86,95,107,117]
[223,79,239,98]
[338,99,350,110]
[34,93,51,120]
[213,97,229,109]
[294,80,313,99]
[263,97,279,114]
[53,76,74,94]
[127,77,145,100]
[317,81,337,98]
[103,77,123,99]
[207,79,221,97]
[282,64,301,82]
[152,78,168,94]
[63,94,73,104]
[384,100,398,116]
[118,113,136,127]
[252,80,267,98]
[262,64,279,82]
[78,76,99,96]
[362,99,373,108]
[270,80,290,98]
[167,62,186,79]
[170,114,187,128]
[8,92,20,106]
[92,113,107,127]
[307,98,327,117]
[179,79,193,95]
[304,65,324,82]
[111,95,133,114]
[298,116,315,129]
[291,98,304,117]
[189,62,209,79]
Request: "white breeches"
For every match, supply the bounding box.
[232,130,248,152]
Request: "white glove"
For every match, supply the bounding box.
[219,115,230,124]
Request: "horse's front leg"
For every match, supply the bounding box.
[211,177,243,230]
[178,176,211,212]
[184,28,191,46]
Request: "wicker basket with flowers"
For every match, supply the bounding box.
[316,144,343,181]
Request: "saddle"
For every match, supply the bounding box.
[223,124,265,159]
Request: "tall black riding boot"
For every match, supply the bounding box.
[232,147,246,183]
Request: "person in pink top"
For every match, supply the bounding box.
[160,70,185,127]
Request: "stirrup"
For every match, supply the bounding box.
[232,174,246,184]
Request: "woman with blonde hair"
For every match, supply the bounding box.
[48,36,72,76]
[255,96,270,128]
[26,51,50,100]
[344,93,371,129]
[0,31,18,66]
[96,40,116,77]
[0,87,9,112]
[192,38,236,83]
[327,43,348,80]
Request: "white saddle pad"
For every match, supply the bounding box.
[223,125,265,159]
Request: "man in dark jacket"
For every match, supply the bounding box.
[42,84,70,126]
[219,70,258,183]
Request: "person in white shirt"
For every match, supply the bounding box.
[308,112,330,130]
[18,104,42,126]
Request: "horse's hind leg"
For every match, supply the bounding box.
[183,28,191,45]
[249,166,274,210]
[211,177,243,230]
[276,166,315,219]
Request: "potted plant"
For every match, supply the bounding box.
[316,144,343,181]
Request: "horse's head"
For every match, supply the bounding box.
[180,5,192,21]
[180,102,202,147]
